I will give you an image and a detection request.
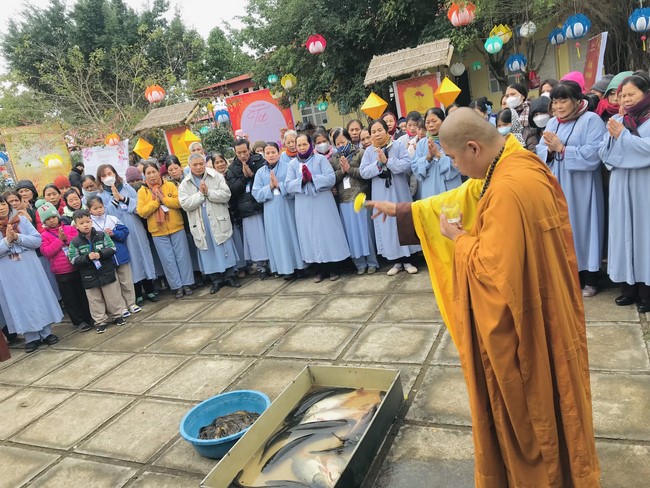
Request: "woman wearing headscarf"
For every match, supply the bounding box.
[360,119,420,276]
[496,109,526,146]
[14,180,38,223]
[137,162,195,298]
[525,97,552,151]
[537,80,607,297]
[285,133,350,282]
[411,108,462,200]
[596,71,633,124]
[598,72,650,313]
[504,83,531,128]
[0,195,63,353]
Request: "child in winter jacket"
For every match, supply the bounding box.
[68,209,126,333]
[38,203,94,331]
[87,196,140,317]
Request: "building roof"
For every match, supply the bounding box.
[364,39,454,86]
[132,100,200,132]
[193,74,256,98]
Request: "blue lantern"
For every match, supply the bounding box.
[629,8,650,51]
[215,109,230,124]
[317,101,329,111]
[298,100,307,110]
[484,36,503,55]
[506,54,527,73]
[563,14,591,40]
[549,28,566,46]
[199,126,210,135]
[0,153,8,164]
[267,74,279,84]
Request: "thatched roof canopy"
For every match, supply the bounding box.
[133,100,200,132]
[364,39,454,86]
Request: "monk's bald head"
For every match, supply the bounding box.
[438,107,505,179]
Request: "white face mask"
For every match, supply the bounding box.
[533,114,551,128]
[498,126,512,136]
[506,95,522,109]
[102,176,116,187]
[541,92,551,99]
[315,142,330,154]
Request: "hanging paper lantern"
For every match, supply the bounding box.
[317,100,329,111]
[490,24,513,44]
[297,100,307,110]
[447,2,476,27]
[549,28,566,46]
[434,77,462,107]
[450,62,466,77]
[144,84,166,103]
[181,129,201,148]
[0,152,8,164]
[215,109,230,124]
[199,126,210,135]
[471,61,482,71]
[268,74,279,85]
[104,133,120,146]
[306,34,327,55]
[43,154,63,168]
[484,36,504,55]
[563,14,591,40]
[133,139,154,160]
[519,21,537,38]
[360,92,389,119]
[507,54,527,73]
[629,8,650,51]
[281,74,297,90]
[270,89,284,100]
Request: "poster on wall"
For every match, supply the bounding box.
[393,73,442,117]
[1,125,72,193]
[82,140,130,179]
[226,89,294,146]
[583,32,608,92]
[164,126,192,166]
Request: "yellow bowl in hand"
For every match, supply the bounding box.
[354,192,367,213]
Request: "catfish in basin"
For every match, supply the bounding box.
[287,387,355,420]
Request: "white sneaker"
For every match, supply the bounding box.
[122,309,131,318]
[128,305,142,314]
[387,263,403,276]
[404,263,418,274]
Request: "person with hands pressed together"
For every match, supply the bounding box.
[367,108,600,488]
[137,162,194,299]
[179,153,240,294]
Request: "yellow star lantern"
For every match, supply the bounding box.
[360,92,389,120]
[490,24,513,44]
[43,153,64,168]
[181,129,201,147]
[434,77,462,107]
[133,138,154,160]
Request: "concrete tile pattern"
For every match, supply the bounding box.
[0,272,647,487]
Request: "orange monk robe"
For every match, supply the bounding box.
[404,136,600,487]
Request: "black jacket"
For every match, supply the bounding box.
[69,167,84,191]
[225,153,265,219]
[68,229,117,289]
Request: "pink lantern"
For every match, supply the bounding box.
[306,34,327,55]
[447,2,476,27]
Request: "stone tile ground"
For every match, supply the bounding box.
[0,270,648,487]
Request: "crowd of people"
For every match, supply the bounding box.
[1,68,649,355]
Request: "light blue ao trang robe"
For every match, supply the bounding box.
[411,137,463,200]
[536,112,607,272]
[0,216,63,335]
[599,116,650,285]
[253,160,305,275]
[285,153,350,264]
[99,184,156,282]
[360,140,421,260]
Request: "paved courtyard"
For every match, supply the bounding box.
[0,268,648,487]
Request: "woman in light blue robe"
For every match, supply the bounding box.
[96,164,157,284]
[0,202,63,353]
[598,74,650,312]
[285,134,350,282]
[253,142,305,278]
[411,107,462,200]
[536,81,606,296]
[360,119,420,276]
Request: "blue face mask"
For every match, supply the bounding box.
[486,105,492,116]
[498,126,512,136]
[337,143,352,157]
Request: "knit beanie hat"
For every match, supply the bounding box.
[561,71,586,93]
[591,74,614,95]
[53,175,71,189]
[606,71,634,96]
[35,198,47,209]
[125,166,143,183]
[37,202,60,224]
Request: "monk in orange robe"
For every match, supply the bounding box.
[368,108,600,487]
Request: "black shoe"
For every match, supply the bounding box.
[25,340,40,353]
[259,269,270,281]
[183,285,194,296]
[96,324,107,334]
[146,293,159,303]
[115,317,126,326]
[42,334,59,345]
[174,289,184,299]
[224,277,241,288]
[637,300,650,314]
[284,273,297,281]
[210,281,223,294]
[79,322,93,332]
[615,295,636,306]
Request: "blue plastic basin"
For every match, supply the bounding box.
[179,390,270,459]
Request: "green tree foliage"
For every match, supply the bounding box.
[234,0,451,113]
[201,125,235,155]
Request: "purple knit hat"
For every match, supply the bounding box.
[125,166,142,183]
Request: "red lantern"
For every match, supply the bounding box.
[144,84,166,103]
[306,34,327,55]
[447,2,476,27]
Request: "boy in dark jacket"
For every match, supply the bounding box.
[67,210,126,333]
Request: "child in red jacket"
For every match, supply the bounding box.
[38,202,93,331]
